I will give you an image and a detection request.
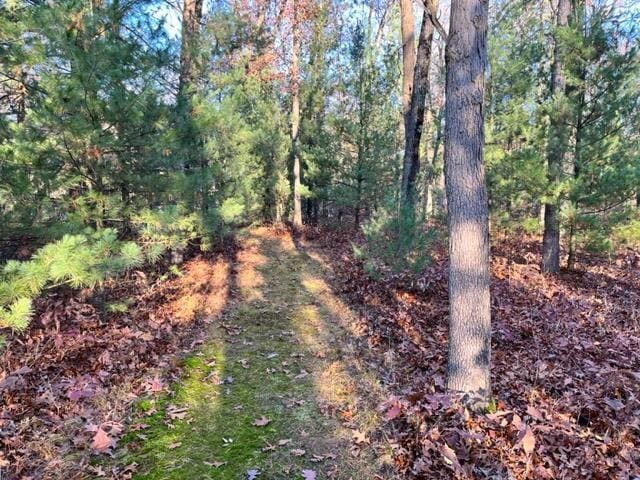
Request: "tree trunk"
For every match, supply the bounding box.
[401,6,437,206]
[541,0,571,274]
[291,2,303,229]
[425,108,443,216]
[400,0,416,131]
[443,0,491,405]
[178,0,203,102]
[176,0,203,179]
[567,222,576,270]
[14,67,27,123]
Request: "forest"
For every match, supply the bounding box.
[0,0,639,478]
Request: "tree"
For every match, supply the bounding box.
[541,0,571,273]
[178,0,204,104]
[331,19,399,228]
[399,0,416,132]
[290,0,303,228]
[443,0,491,403]
[485,0,547,232]
[562,1,640,267]
[400,2,437,206]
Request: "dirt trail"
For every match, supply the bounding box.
[118,228,397,479]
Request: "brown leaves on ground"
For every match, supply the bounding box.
[4,225,640,479]
[311,227,640,479]
[0,241,238,479]
[252,415,271,427]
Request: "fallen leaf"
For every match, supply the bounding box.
[352,429,369,445]
[517,425,536,455]
[386,404,401,420]
[150,376,165,392]
[291,448,306,456]
[91,428,113,453]
[526,405,543,419]
[604,398,625,411]
[253,416,271,427]
[440,443,464,475]
[166,405,188,420]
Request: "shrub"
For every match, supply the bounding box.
[132,205,211,260]
[613,219,640,249]
[357,201,434,275]
[0,229,144,331]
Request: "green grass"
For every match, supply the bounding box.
[112,230,383,479]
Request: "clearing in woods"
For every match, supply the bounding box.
[115,227,397,479]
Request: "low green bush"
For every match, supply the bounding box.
[0,229,143,330]
[356,201,434,275]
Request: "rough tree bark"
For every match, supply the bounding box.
[443,0,491,404]
[541,0,571,273]
[401,6,436,206]
[400,0,416,131]
[291,1,303,229]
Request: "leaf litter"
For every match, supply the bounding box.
[0,240,237,478]
[5,225,634,479]
[309,226,640,479]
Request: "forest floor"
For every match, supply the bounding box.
[1,225,639,479]
[110,227,397,479]
[0,227,399,479]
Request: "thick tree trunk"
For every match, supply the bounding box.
[291,4,303,229]
[401,7,436,206]
[443,0,491,404]
[400,0,416,131]
[541,0,571,274]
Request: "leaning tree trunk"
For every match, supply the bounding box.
[443,0,491,405]
[291,2,303,229]
[541,0,571,274]
[401,6,437,206]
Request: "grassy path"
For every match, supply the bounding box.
[117,228,394,479]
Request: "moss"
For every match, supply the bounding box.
[135,399,155,413]
[111,230,384,479]
[106,300,130,313]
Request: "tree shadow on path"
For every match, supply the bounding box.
[117,227,398,480]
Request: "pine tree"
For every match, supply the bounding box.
[542,0,572,273]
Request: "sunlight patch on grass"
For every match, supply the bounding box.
[114,229,390,480]
[302,273,361,337]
